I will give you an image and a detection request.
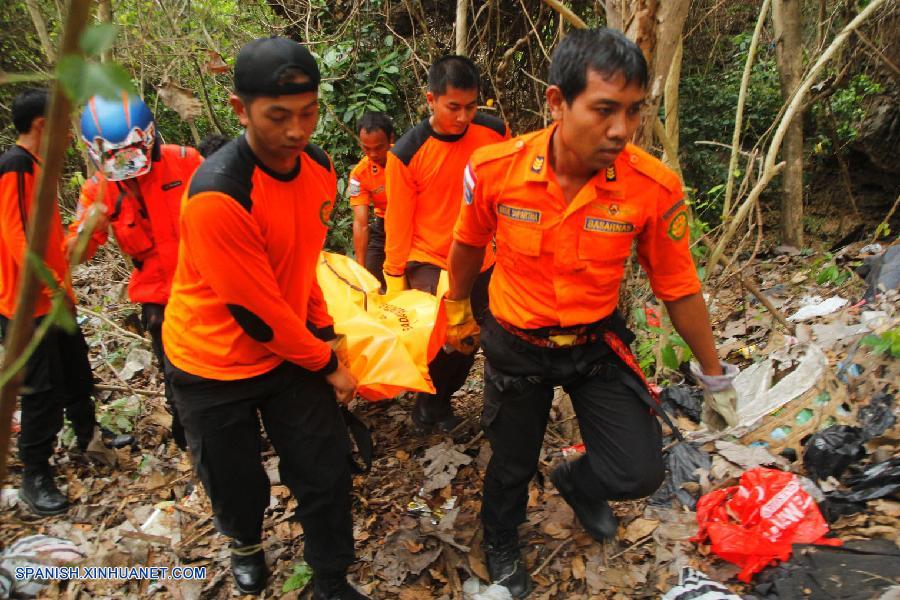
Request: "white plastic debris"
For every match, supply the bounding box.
[661,567,741,600]
[118,347,154,381]
[0,535,84,598]
[732,342,827,429]
[0,487,19,509]
[788,296,849,322]
[463,578,515,600]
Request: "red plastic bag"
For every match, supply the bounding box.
[692,467,841,582]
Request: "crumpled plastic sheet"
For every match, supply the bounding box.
[649,442,711,510]
[660,385,703,423]
[857,392,896,439]
[802,425,866,481]
[661,567,741,600]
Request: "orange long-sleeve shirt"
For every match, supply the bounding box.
[162,135,338,380]
[383,112,508,274]
[0,145,74,318]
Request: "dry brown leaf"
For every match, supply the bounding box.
[872,499,900,518]
[571,555,586,580]
[205,50,229,74]
[543,521,571,540]
[467,552,489,582]
[396,450,409,461]
[403,538,424,553]
[622,517,658,543]
[156,80,202,121]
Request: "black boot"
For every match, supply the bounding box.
[311,573,369,599]
[412,393,462,433]
[483,529,532,598]
[20,464,69,516]
[550,460,618,541]
[230,539,267,595]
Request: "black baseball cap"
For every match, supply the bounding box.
[234,37,320,96]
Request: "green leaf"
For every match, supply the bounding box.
[372,86,392,95]
[26,251,61,293]
[51,298,77,334]
[58,56,135,104]
[79,24,118,56]
[282,563,313,593]
[661,345,679,371]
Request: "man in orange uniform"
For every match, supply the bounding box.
[447,30,738,597]
[69,93,202,450]
[348,112,394,288]
[0,89,105,515]
[162,38,366,599]
[384,56,509,431]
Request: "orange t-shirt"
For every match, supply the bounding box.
[348,155,387,218]
[162,136,338,380]
[0,145,74,318]
[384,112,509,274]
[454,124,701,329]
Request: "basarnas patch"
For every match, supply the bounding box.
[667,210,688,241]
[584,217,634,234]
[348,178,361,197]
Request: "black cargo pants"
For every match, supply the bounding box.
[0,315,96,467]
[141,303,185,449]
[365,216,387,289]
[478,312,665,535]
[405,262,492,409]
[165,358,355,577]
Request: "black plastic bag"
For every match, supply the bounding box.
[857,392,895,440]
[649,441,711,510]
[821,456,900,520]
[660,385,703,423]
[802,425,866,481]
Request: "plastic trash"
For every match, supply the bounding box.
[661,567,742,600]
[802,425,866,481]
[754,539,900,600]
[860,245,900,301]
[660,385,703,423]
[787,296,849,322]
[824,455,900,517]
[692,467,841,582]
[649,442,711,510]
[462,578,515,600]
[858,392,896,439]
[0,535,84,598]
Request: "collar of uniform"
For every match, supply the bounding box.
[238,134,301,182]
[15,144,41,165]
[522,124,556,183]
[426,118,467,143]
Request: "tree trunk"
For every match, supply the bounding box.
[98,0,113,63]
[605,0,689,149]
[455,0,468,55]
[774,0,805,248]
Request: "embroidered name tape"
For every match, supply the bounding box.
[584,217,634,234]
[498,204,541,223]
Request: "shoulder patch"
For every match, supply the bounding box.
[472,112,508,138]
[303,143,332,172]
[187,137,254,213]
[625,144,680,194]
[390,120,431,166]
[0,146,35,177]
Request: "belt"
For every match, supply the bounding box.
[494,315,683,441]
[495,318,602,348]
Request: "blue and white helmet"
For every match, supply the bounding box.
[81,92,156,181]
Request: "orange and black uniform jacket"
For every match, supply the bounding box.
[348,155,387,218]
[454,124,701,330]
[0,145,74,318]
[162,135,339,381]
[384,113,509,275]
[68,144,202,305]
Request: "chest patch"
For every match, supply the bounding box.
[498,204,541,224]
[584,217,634,234]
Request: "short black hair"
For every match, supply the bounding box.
[12,88,49,134]
[197,134,231,158]
[428,55,479,96]
[357,112,394,138]
[548,28,648,104]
